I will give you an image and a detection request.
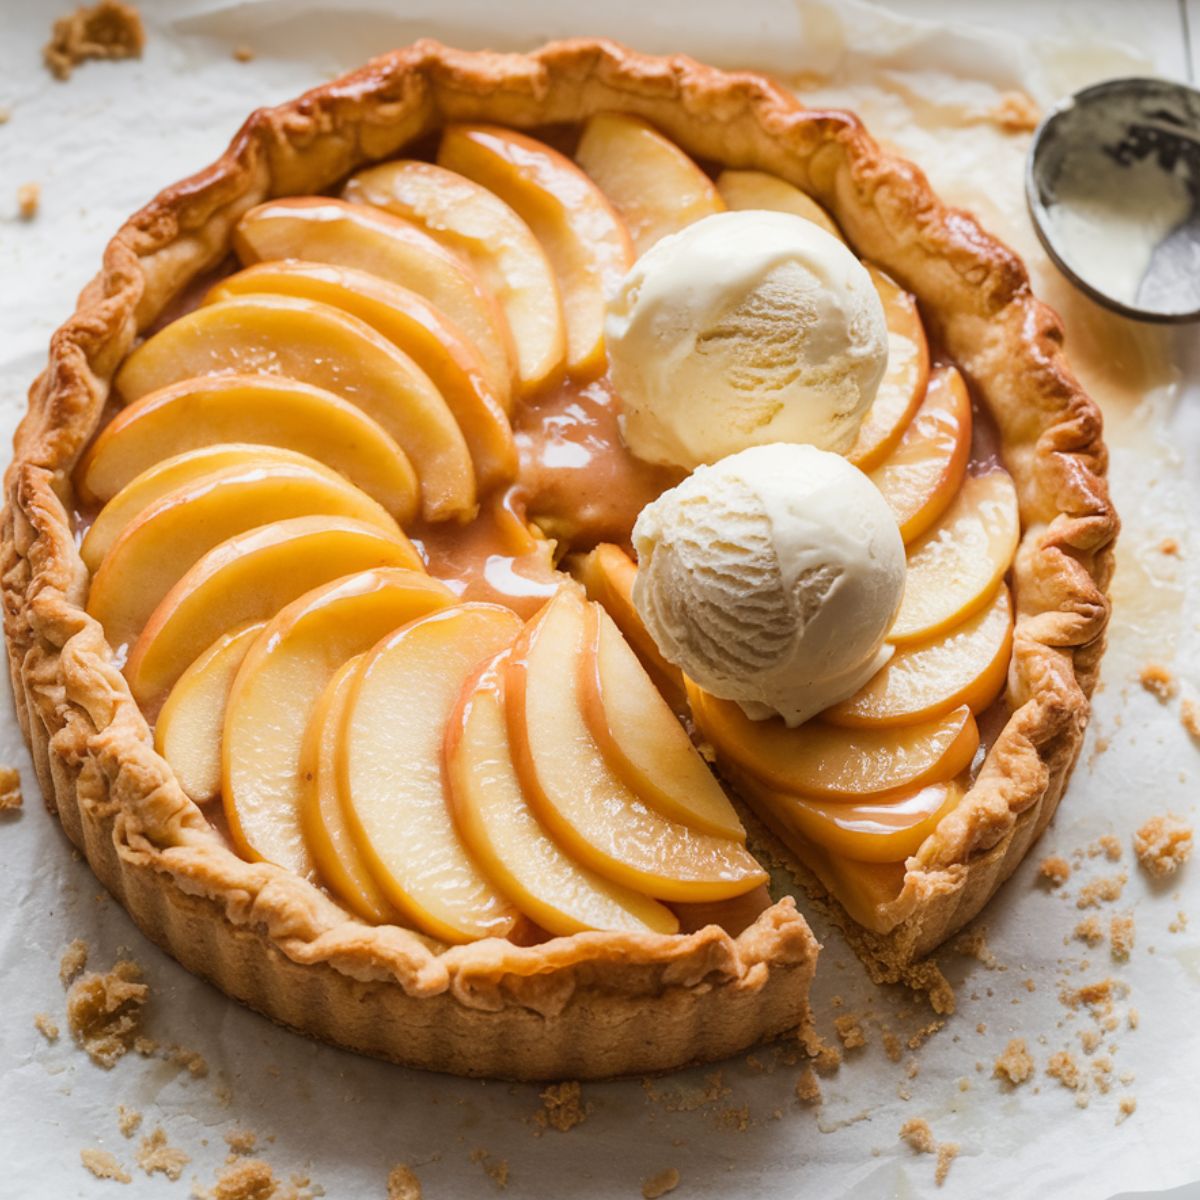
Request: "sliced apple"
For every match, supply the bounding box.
[338,603,523,943]
[208,262,516,489]
[439,124,636,380]
[869,365,972,544]
[233,197,516,400]
[575,113,724,255]
[580,601,745,841]
[847,269,931,472]
[76,374,419,523]
[566,543,686,714]
[715,168,842,240]
[126,515,424,712]
[222,568,456,874]
[299,656,402,925]
[155,621,264,804]
[343,160,566,395]
[687,680,979,801]
[505,589,767,902]
[445,651,678,937]
[81,443,333,572]
[115,294,476,522]
[890,469,1021,645]
[86,458,402,653]
[825,584,1013,728]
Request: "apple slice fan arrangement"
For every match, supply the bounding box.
[3,41,1113,1079]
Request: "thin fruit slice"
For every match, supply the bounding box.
[76,374,419,522]
[742,776,963,864]
[848,269,931,472]
[234,197,516,399]
[580,602,745,841]
[222,568,456,874]
[890,470,1021,645]
[80,444,319,572]
[687,680,979,801]
[299,656,401,925]
[715,168,842,240]
[575,112,724,254]
[825,585,1013,728]
[86,458,403,653]
[115,294,476,522]
[339,603,523,943]
[439,124,636,380]
[566,543,685,713]
[446,652,678,937]
[869,365,972,543]
[155,621,265,804]
[208,262,515,488]
[126,516,424,712]
[343,161,566,394]
[506,589,767,902]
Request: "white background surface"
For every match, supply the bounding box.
[1,2,1199,1197]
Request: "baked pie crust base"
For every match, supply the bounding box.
[2,39,1113,1077]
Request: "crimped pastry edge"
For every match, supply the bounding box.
[1,38,1112,1070]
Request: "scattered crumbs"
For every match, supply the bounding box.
[641,1167,680,1199]
[953,927,1001,968]
[468,1149,509,1191]
[718,1103,750,1132]
[1074,916,1104,946]
[167,1043,209,1077]
[833,1014,867,1050]
[794,1065,821,1106]
[43,0,145,80]
[1139,663,1178,702]
[1090,835,1122,862]
[907,1019,944,1051]
[1080,1029,1102,1055]
[987,90,1040,132]
[1159,537,1180,555]
[60,938,89,986]
[1169,911,1188,934]
[225,1129,257,1157]
[1061,978,1123,1012]
[935,1144,959,1188]
[899,1118,936,1154]
[957,1077,971,1092]
[1076,873,1127,909]
[993,1038,1034,1086]
[65,958,148,1068]
[0,764,23,808]
[232,45,255,62]
[881,1031,903,1062]
[906,1059,920,1080]
[1110,914,1135,961]
[1047,1050,1082,1091]
[192,1158,278,1200]
[799,1027,842,1075]
[1023,978,1036,993]
[34,1012,60,1042]
[0,106,10,124]
[1128,1008,1140,1030]
[533,1081,587,1133]
[137,1126,189,1180]
[16,182,40,220]
[1039,856,1071,886]
[1134,815,1193,878]
[117,1105,143,1137]
[975,1022,987,1035]
[81,1147,131,1184]
[134,1035,159,1057]
[642,1071,730,1112]
[1182,699,1200,740]
[1116,1096,1137,1125]
[387,1163,421,1200]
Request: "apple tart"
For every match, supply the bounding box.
[2,39,1113,1078]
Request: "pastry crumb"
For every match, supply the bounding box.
[1139,663,1177,702]
[166,1043,209,1077]
[1038,856,1071,886]
[533,1081,587,1132]
[642,1167,680,1199]
[987,90,1040,132]
[1159,537,1180,555]
[65,958,148,1068]
[1169,910,1188,934]
[387,1163,421,1200]
[232,44,256,62]
[898,1118,958,1186]
[1073,916,1104,946]
[993,1038,1034,1086]
[799,1026,842,1074]
[0,765,23,808]
[225,1129,257,1156]
[44,0,145,80]
[1181,699,1200,740]
[16,182,41,221]
[935,1143,959,1187]
[137,1126,189,1180]
[81,1147,131,1183]
[953,927,1000,968]
[60,938,89,986]
[1089,835,1122,862]
[117,1105,142,1137]
[1116,1096,1137,1125]
[1076,873,1127,909]
[881,1030,903,1062]
[1134,815,1193,878]
[0,106,11,124]
[833,1013,867,1050]
[1109,914,1135,960]
[794,1065,821,1106]
[907,1018,945,1052]
[1047,1050,1082,1091]
[34,1011,60,1042]
[192,1158,277,1200]
[468,1149,509,1191]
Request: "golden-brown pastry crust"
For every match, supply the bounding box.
[2,39,1113,1072]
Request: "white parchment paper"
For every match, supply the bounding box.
[1,2,1198,1197]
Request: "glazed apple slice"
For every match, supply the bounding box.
[505,589,767,902]
[847,269,931,472]
[574,112,725,254]
[687,680,979,801]
[579,601,745,841]
[824,585,1013,728]
[208,262,516,489]
[234,197,516,400]
[155,621,264,804]
[115,294,476,522]
[890,469,1021,645]
[869,365,972,544]
[86,457,403,653]
[715,168,842,240]
[126,515,424,712]
[566,543,686,713]
[343,160,567,394]
[76,375,419,522]
[222,568,456,874]
[338,603,524,943]
[438,124,636,380]
[298,656,401,925]
[445,652,678,937]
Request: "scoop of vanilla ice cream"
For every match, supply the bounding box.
[632,443,906,726]
[606,211,888,470]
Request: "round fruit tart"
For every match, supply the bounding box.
[1,39,1114,1079]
